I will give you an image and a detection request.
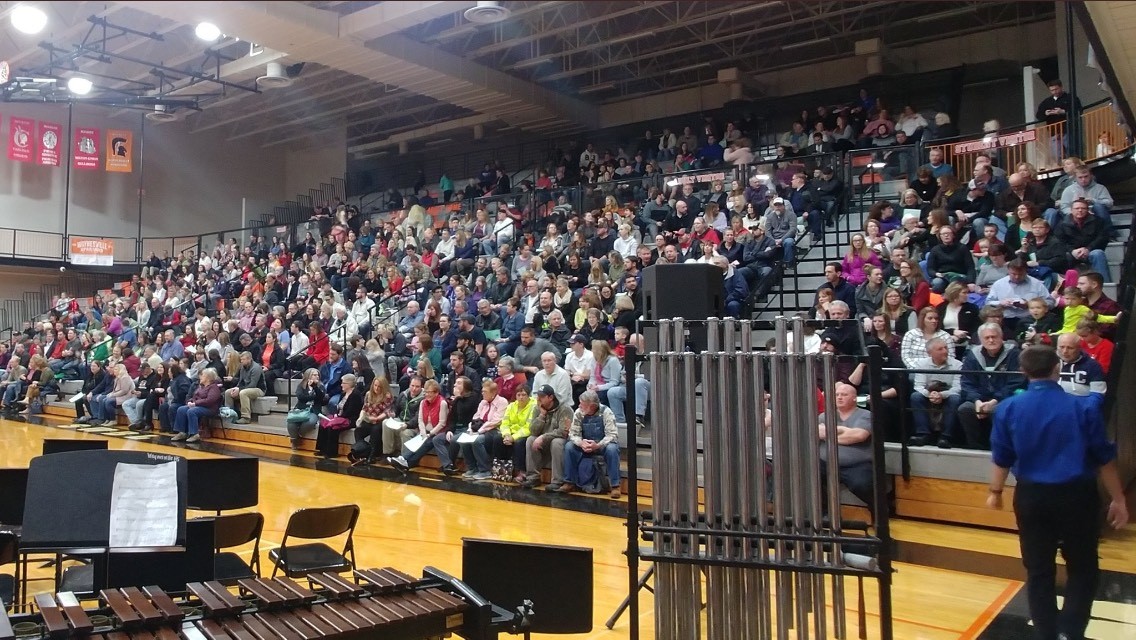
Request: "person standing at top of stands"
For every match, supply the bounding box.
[988,345,1126,640]
[1035,79,1081,125]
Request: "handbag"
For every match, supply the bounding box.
[287,408,312,422]
[319,415,352,431]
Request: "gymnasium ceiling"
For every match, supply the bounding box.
[0,1,1056,155]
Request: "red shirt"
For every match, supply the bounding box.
[308,331,329,365]
[1080,337,1113,374]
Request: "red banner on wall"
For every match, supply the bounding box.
[73,127,99,170]
[37,121,61,166]
[8,117,33,162]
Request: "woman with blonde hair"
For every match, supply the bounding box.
[351,377,394,465]
[841,233,881,286]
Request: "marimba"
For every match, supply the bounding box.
[2,568,475,640]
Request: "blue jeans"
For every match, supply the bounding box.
[174,405,215,436]
[777,236,795,265]
[1042,207,1061,228]
[95,397,117,422]
[460,430,502,473]
[910,392,962,440]
[158,401,181,431]
[1090,202,1113,231]
[1085,249,1112,282]
[123,397,145,423]
[564,441,622,488]
[2,383,20,406]
[607,378,651,423]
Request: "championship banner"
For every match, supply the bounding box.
[8,116,33,162]
[105,129,133,172]
[37,121,61,166]
[70,237,114,266]
[73,127,99,170]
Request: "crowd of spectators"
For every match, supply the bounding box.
[1,81,1124,500]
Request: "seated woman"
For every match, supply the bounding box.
[493,356,526,402]
[172,368,222,443]
[459,379,509,481]
[389,379,448,473]
[158,364,193,435]
[351,377,394,466]
[286,368,325,450]
[430,376,479,475]
[315,373,362,458]
[499,386,536,483]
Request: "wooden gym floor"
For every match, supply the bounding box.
[2,416,1134,640]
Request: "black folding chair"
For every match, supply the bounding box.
[211,512,264,585]
[268,505,359,579]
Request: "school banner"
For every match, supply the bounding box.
[8,116,33,162]
[73,127,99,169]
[105,129,132,172]
[70,237,114,266]
[37,120,61,166]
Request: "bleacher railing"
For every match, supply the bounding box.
[924,100,1130,181]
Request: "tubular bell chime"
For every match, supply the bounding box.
[635,316,892,640]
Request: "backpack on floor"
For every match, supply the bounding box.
[576,456,608,494]
[347,439,372,463]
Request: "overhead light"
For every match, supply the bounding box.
[783,37,827,51]
[257,62,293,89]
[578,82,615,94]
[669,62,710,74]
[145,104,177,123]
[11,4,47,35]
[195,21,222,42]
[916,7,976,23]
[607,32,647,46]
[511,55,554,70]
[870,162,886,169]
[425,138,453,146]
[729,1,782,17]
[753,173,770,181]
[67,77,93,95]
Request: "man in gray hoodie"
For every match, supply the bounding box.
[1059,167,1114,229]
[762,197,797,267]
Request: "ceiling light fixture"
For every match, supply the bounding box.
[11,4,47,35]
[782,37,827,51]
[511,55,554,70]
[669,62,710,75]
[67,77,93,95]
[195,21,222,42]
[578,82,615,94]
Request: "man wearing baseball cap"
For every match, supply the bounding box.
[521,384,574,490]
[764,196,797,268]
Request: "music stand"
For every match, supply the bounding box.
[186,457,259,514]
[21,450,189,594]
[41,439,108,456]
[461,538,593,634]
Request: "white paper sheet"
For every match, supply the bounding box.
[69,392,85,403]
[403,434,429,451]
[456,431,479,444]
[384,419,407,431]
[108,461,179,548]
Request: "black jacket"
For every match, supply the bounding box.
[926,242,976,282]
[1055,215,1109,253]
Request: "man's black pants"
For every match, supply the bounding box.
[1014,479,1101,640]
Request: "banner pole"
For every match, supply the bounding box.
[63,103,73,261]
[136,113,145,264]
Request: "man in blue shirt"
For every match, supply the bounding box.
[988,345,1127,640]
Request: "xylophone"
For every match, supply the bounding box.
[2,568,483,640]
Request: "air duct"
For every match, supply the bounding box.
[464,1,511,24]
[256,62,294,89]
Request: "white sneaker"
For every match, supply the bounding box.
[461,470,477,479]
[171,433,188,441]
[185,434,201,443]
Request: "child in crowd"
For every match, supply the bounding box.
[1019,297,1061,343]
[1053,286,1117,335]
[971,223,1001,268]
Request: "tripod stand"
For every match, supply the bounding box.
[605,564,654,629]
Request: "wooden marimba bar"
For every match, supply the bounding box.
[2,568,469,640]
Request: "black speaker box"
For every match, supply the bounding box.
[641,263,724,352]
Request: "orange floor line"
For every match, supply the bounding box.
[959,580,1023,640]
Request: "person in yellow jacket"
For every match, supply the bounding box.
[499,386,537,483]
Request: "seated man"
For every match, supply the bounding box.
[1056,333,1107,398]
[958,323,1026,449]
[1055,199,1111,282]
[907,338,963,449]
[558,390,622,498]
[605,335,650,429]
[225,351,265,425]
[522,384,575,490]
[712,255,750,319]
[817,382,875,509]
[1059,167,1114,229]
